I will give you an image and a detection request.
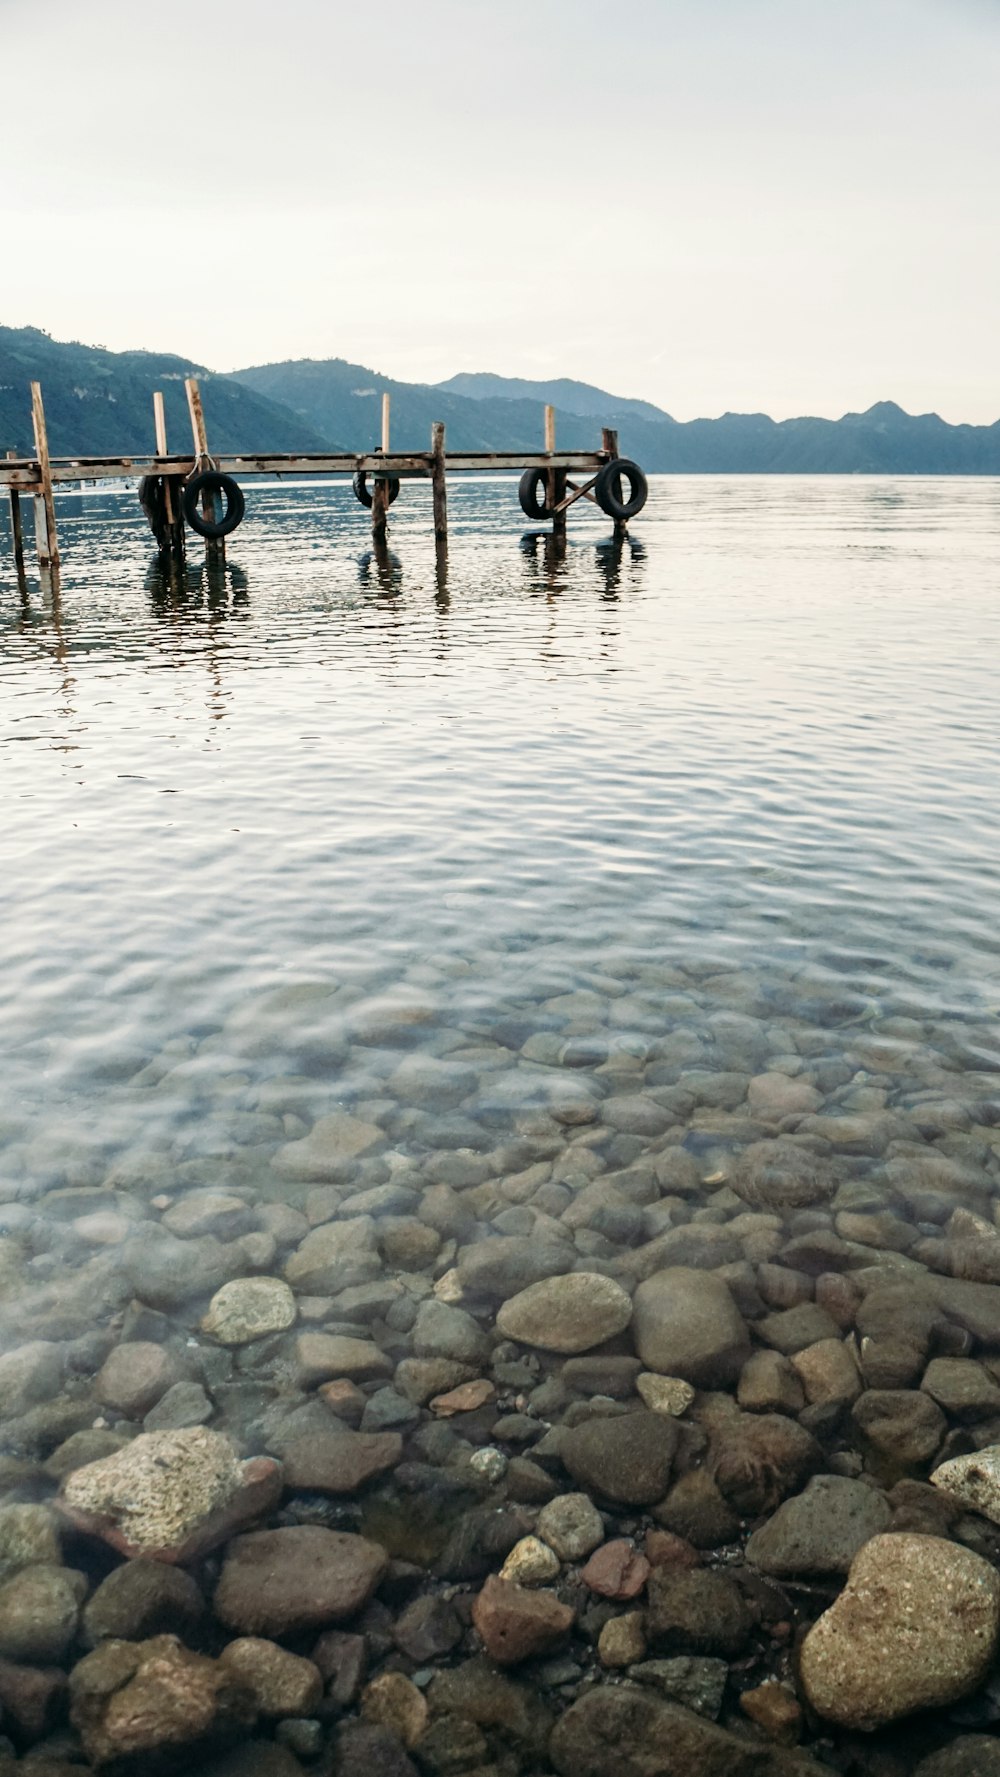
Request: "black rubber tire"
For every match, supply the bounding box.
[138,475,168,542]
[352,471,400,509]
[182,472,246,538]
[518,468,552,520]
[594,459,648,520]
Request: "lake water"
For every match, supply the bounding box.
[4,475,1000,1209]
[3,474,1000,1767]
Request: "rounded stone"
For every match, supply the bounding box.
[213,1526,389,1637]
[82,1558,204,1645]
[201,1277,297,1346]
[562,1411,677,1506]
[500,1536,561,1586]
[0,1564,84,1662]
[932,1444,1000,1524]
[636,1374,696,1417]
[800,1533,1000,1730]
[471,1574,573,1666]
[633,1268,750,1388]
[95,1343,184,1418]
[360,1672,428,1749]
[495,1273,633,1354]
[536,1493,605,1561]
[729,1140,836,1210]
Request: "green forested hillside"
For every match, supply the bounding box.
[0,327,331,457]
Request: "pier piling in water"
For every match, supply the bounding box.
[30,382,60,576]
[1,379,649,579]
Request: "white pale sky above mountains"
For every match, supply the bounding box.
[5,0,999,421]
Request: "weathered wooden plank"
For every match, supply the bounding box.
[381,393,391,454]
[602,426,627,537]
[30,383,60,568]
[0,451,607,488]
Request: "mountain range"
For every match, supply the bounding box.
[3,325,999,474]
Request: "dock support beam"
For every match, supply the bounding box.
[30,382,60,574]
[5,449,26,587]
[431,421,448,545]
[602,426,628,541]
[371,393,391,545]
[545,405,567,545]
[185,378,225,569]
[154,392,186,562]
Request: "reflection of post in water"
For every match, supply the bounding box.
[434,537,449,610]
[594,534,646,600]
[146,553,249,618]
[358,534,403,596]
[519,529,568,595]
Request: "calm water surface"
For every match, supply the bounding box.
[2,473,1000,1234]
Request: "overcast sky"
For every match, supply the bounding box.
[4,0,999,420]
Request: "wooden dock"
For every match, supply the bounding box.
[1,379,648,590]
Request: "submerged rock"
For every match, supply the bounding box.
[745,1475,890,1576]
[562,1411,678,1506]
[471,1574,573,1665]
[213,1526,388,1637]
[632,1268,749,1387]
[799,1533,1000,1730]
[58,1428,281,1562]
[495,1272,633,1353]
[931,1445,1000,1526]
[69,1633,257,1770]
[201,1277,297,1345]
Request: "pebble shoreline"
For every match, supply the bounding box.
[3,984,1000,1773]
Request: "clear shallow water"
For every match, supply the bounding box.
[2,473,1000,1214]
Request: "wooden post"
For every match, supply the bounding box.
[602,426,627,539]
[153,392,185,560]
[431,421,448,544]
[370,392,392,543]
[381,393,391,454]
[185,377,224,565]
[30,382,60,569]
[6,450,26,583]
[545,404,566,541]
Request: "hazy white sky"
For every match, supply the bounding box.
[4,0,999,420]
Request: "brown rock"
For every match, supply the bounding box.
[281,1430,402,1493]
[597,1611,647,1667]
[740,1681,802,1743]
[561,1411,677,1506]
[317,1379,365,1422]
[69,1633,257,1768]
[295,1333,391,1386]
[218,1638,322,1717]
[644,1529,700,1570]
[95,1344,185,1419]
[580,1540,651,1600]
[800,1533,1000,1730]
[361,1672,428,1748]
[646,1568,754,1657]
[430,1379,495,1416]
[214,1527,388,1637]
[791,1338,861,1407]
[471,1574,573,1665]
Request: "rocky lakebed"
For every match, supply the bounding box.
[2,990,1000,1777]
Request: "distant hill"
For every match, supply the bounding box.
[0,327,330,458]
[3,325,999,472]
[229,357,612,456]
[234,359,1000,473]
[435,371,671,425]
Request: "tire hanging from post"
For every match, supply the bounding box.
[352,471,400,509]
[517,468,552,520]
[182,471,246,538]
[594,459,648,521]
